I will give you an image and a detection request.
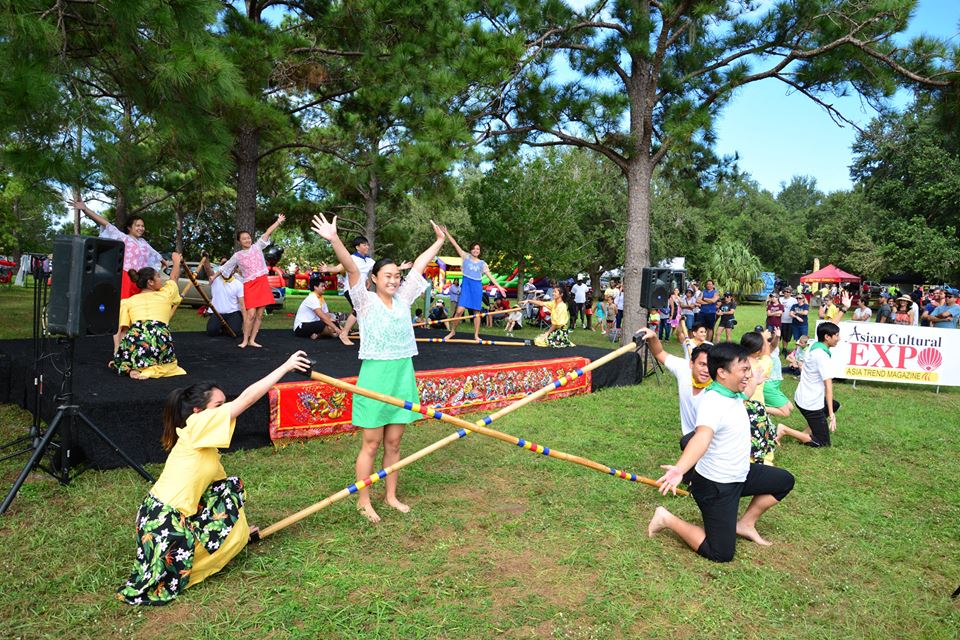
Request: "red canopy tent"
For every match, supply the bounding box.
[799,264,861,284]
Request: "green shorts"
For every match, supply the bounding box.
[763,380,790,409]
[353,358,422,428]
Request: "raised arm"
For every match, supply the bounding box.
[198,253,215,280]
[71,198,109,228]
[168,252,182,283]
[230,351,311,419]
[311,213,360,288]
[410,221,446,276]
[441,226,468,259]
[261,214,285,242]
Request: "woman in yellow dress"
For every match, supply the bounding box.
[529,284,575,348]
[112,252,185,379]
[117,351,311,605]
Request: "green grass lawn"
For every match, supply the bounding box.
[0,284,958,639]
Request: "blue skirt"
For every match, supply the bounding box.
[459,277,483,311]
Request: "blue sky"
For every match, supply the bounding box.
[713,0,960,195]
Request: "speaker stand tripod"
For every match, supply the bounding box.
[634,335,664,385]
[0,338,155,514]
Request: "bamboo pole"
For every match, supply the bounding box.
[254,341,680,541]
[181,261,237,338]
[415,338,532,346]
[411,306,522,328]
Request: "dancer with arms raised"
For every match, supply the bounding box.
[312,213,446,523]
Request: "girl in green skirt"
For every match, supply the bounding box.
[312,212,446,523]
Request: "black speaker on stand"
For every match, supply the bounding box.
[636,267,673,384]
[1,235,154,515]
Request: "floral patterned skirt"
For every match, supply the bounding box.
[117,477,246,606]
[746,399,777,464]
[113,320,181,376]
[534,327,575,348]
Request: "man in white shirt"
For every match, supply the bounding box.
[571,278,589,329]
[200,256,244,338]
[794,322,842,447]
[293,281,341,339]
[648,342,796,562]
[322,236,375,345]
[636,328,712,448]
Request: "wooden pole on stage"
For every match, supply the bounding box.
[411,306,522,329]
[254,341,681,541]
[347,306,525,338]
[181,260,237,338]
[415,337,532,346]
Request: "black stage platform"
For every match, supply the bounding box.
[0,329,640,470]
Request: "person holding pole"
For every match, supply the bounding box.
[117,351,311,605]
[647,342,796,562]
[442,229,507,343]
[312,212,446,523]
[112,252,186,379]
[221,214,284,348]
[199,254,244,338]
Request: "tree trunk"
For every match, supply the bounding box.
[621,160,652,344]
[114,190,128,232]
[364,169,379,254]
[515,255,525,305]
[234,126,260,242]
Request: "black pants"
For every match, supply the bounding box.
[294,321,334,338]
[798,399,841,447]
[691,464,795,563]
[206,311,243,337]
[571,302,585,327]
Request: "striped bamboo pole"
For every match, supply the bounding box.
[411,306,522,329]
[415,337,532,346]
[254,341,680,541]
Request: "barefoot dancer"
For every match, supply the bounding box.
[221,214,285,348]
[72,198,164,354]
[312,213,446,523]
[442,229,506,342]
[113,252,186,380]
[117,351,311,605]
[648,342,795,562]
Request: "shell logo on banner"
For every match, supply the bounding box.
[830,323,960,386]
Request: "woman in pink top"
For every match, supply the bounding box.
[221,214,285,348]
[73,198,164,354]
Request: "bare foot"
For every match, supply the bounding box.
[310,333,319,340]
[238,342,248,349]
[339,333,354,346]
[736,522,772,546]
[443,331,455,341]
[473,336,481,342]
[129,370,146,380]
[647,506,671,537]
[775,423,786,445]
[357,503,381,524]
[249,341,262,348]
[385,497,410,513]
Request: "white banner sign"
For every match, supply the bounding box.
[828,322,960,386]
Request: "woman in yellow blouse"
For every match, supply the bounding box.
[529,284,575,348]
[112,252,185,379]
[117,351,311,605]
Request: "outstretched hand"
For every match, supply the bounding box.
[840,291,852,309]
[285,350,312,374]
[430,219,444,243]
[634,327,656,341]
[656,465,684,496]
[311,213,338,242]
[277,213,286,224]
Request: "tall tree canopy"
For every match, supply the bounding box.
[486,0,958,341]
